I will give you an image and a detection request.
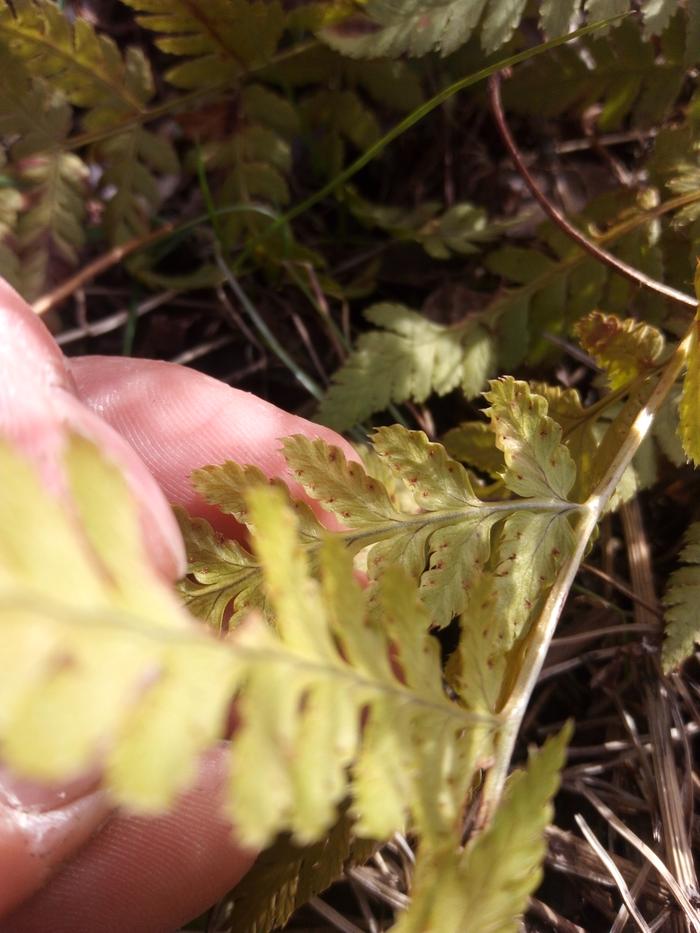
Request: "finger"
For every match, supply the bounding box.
[0,279,185,580]
[3,746,257,933]
[69,356,357,535]
[0,278,185,911]
[0,781,109,917]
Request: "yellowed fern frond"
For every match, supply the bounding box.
[0,2,178,252]
[0,1,150,116]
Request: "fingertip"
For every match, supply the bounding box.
[69,356,357,532]
[3,747,257,933]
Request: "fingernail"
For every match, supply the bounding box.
[0,766,101,812]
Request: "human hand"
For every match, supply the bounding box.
[0,279,353,932]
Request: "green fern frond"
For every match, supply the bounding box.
[663,521,700,670]
[96,126,178,243]
[301,90,380,179]
[15,151,90,299]
[228,810,377,933]
[320,0,521,58]
[230,486,496,845]
[0,50,71,155]
[0,2,177,252]
[503,17,685,130]
[0,47,90,293]
[0,0,150,116]
[121,0,286,89]
[174,509,270,629]
[485,378,576,500]
[317,303,495,431]
[0,436,238,802]
[319,193,665,429]
[442,421,504,478]
[319,0,684,59]
[345,186,499,259]
[194,83,299,250]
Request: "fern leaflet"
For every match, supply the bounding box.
[680,305,700,466]
[227,810,376,933]
[121,0,286,89]
[185,384,579,635]
[575,311,665,390]
[345,185,500,259]
[663,521,700,670]
[320,0,686,59]
[393,724,571,932]
[317,303,495,431]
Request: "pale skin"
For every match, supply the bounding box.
[0,279,354,932]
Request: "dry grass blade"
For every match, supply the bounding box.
[578,785,700,931]
[575,813,652,933]
[610,863,653,933]
[529,896,587,932]
[309,897,366,933]
[622,500,699,933]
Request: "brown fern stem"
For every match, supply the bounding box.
[488,72,697,311]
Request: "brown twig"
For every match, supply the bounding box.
[33,223,176,316]
[488,73,697,311]
[581,562,664,621]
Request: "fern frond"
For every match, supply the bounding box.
[230,486,496,845]
[194,83,299,250]
[96,126,178,244]
[0,49,71,155]
[393,724,571,933]
[0,0,150,115]
[228,810,376,933]
[0,47,92,293]
[174,509,268,629]
[0,3,177,250]
[442,421,504,478]
[317,303,495,431]
[319,193,665,429]
[319,0,685,59]
[345,186,499,259]
[575,311,665,390]
[662,521,700,670]
[0,437,497,851]
[503,18,685,130]
[121,0,286,89]
[15,151,90,299]
[185,399,579,633]
[485,377,577,500]
[0,436,237,801]
[301,89,380,178]
[666,161,700,227]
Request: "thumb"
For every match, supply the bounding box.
[0,278,185,580]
